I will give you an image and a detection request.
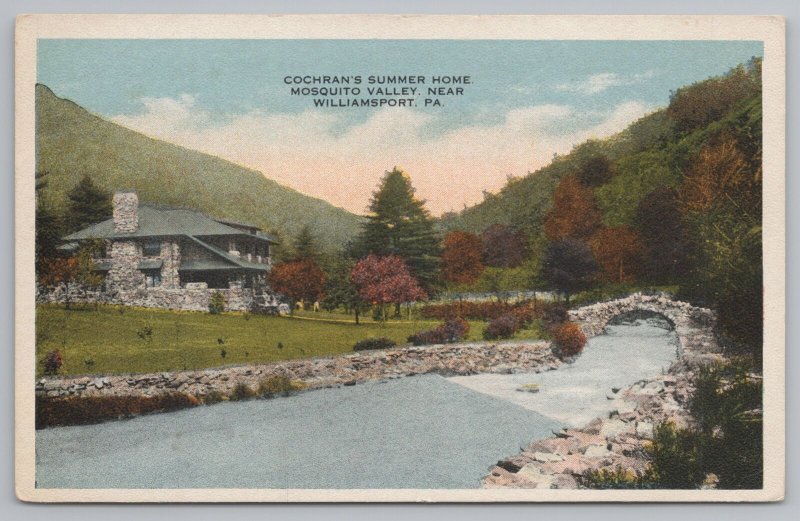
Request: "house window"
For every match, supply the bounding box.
[89,242,107,259]
[142,241,161,257]
[144,270,162,288]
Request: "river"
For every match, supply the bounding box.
[35,318,678,489]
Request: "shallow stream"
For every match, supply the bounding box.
[36,319,678,489]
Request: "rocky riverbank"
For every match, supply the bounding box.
[36,341,560,402]
[483,293,725,489]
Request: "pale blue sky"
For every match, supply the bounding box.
[36,39,763,214]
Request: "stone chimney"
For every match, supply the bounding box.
[113,191,139,233]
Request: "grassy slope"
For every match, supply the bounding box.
[36,304,544,377]
[36,84,364,250]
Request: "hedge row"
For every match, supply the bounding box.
[420,299,568,325]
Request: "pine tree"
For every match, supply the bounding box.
[66,174,112,232]
[35,171,64,274]
[353,167,441,289]
[321,257,368,324]
[292,225,321,263]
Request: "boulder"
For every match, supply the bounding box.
[532,451,564,463]
[516,464,555,489]
[635,421,655,439]
[611,398,636,416]
[599,419,630,439]
[584,444,612,459]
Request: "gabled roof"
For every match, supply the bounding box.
[63,205,278,244]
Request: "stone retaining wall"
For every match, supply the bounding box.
[37,341,561,400]
[483,293,725,489]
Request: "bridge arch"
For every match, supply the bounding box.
[605,308,676,331]
[568,293,723,364]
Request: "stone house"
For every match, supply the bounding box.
[56,190,281,312]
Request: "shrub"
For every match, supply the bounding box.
[258,375,305,398]
[551,322,586,358]
[209,291,226,314]
[42,349,63,375]
[353,337,397,351]
[685,360,763,489]
[229,382,256,401]
[540,303,569,330]
[441,317,470,341]
[482,315,519,340]
[409,318,470,346]
[509,302,536,328]
[643,421,706,489]
[203,389,224,404]
[581,466,655,489]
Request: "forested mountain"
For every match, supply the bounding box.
[35,84,364,251]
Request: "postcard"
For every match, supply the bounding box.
[15,14,785,502]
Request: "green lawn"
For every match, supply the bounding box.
[35,304,544,377]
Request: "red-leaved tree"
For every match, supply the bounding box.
[441,231,484,285]
[480,224,529,268]
[269,259,327,308]
[350,254,427,321]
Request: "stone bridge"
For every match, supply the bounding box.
[568,293,724,367]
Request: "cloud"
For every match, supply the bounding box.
[556,70,658,95]
[112,97,654,215]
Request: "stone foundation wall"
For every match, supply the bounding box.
[37,341,561,400]
[38,283,256,312]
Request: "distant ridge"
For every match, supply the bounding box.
[35,84,364,250]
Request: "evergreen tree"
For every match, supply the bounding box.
[35,171,63,274]
[353,167,441,289]
[66,174,112,232]
[321,257,368,324]
[292,225,322,263]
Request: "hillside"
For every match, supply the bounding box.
[438,58,763,349]
[439,59,762,240]
[438,110,674,236]
[35,84,364,250]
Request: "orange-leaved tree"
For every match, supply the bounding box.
[441,231,484,285]
[680,132,754,214]
[588,226,646,284]
[268,259,327,308]
[543,175,602,241]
